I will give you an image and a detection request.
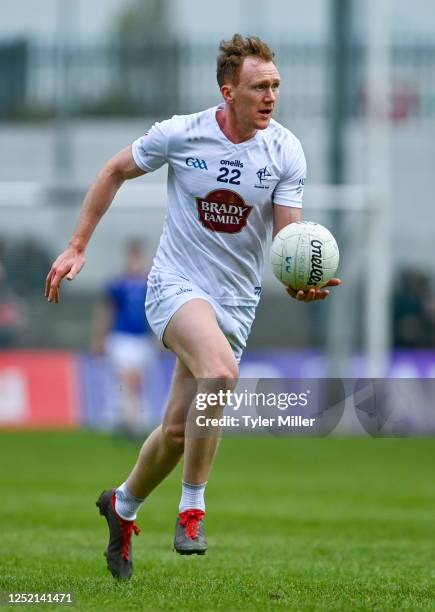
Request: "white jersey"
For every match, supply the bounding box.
[132,105,306,306]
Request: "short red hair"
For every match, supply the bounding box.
[216,34,276,87]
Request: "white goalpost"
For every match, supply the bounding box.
[365,0,393,377]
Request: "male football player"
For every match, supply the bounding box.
[45,34,340,579]
[91,238,156,434]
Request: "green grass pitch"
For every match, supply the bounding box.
[0,431,434,610]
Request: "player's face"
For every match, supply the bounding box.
[231,57,280,131]
[126,247,145,274]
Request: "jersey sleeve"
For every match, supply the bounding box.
[132,118,172,172]
[272,138,307,208]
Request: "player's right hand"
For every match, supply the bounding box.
[45,247,85,303]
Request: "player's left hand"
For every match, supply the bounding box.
[286,277,341,302]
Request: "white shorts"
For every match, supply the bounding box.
[106,333,155,372]
[145,271,256,363]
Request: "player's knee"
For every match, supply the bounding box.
[162,422,185,453]
[198,360,239,391]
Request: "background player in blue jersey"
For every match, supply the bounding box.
[92,239,156,434]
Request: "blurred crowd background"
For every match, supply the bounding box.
[1,0,434,376]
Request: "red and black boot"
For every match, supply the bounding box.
[96,489,140,579]
[174,509,207,555]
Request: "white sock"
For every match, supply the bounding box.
[115,482,144,521]
[179,481,207,512]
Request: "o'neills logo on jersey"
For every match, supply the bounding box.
[196,189,252,234]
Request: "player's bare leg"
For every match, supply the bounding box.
[123,299,237,498]
[97,358,197,579]
[126,358,196,498]
[162,299,239,554]
[98,299,238,573]
[118,369,143,434]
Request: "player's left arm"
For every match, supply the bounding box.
[272,203,302,238]
[272,203,341,303]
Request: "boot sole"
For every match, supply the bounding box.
[174,548,206,555]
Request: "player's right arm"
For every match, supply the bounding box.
[45,146,145,303]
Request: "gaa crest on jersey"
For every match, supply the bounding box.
[195,189,252,234]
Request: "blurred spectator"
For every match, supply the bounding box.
[0,236,52,297]
[390,80,419,122]
[0,241,26,347]
[393,268,435,347]
[357,78,419,121]
[91,239,157,434]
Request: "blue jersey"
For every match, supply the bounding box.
[105,275,151,336]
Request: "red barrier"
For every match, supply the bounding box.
[0,352,79,428]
